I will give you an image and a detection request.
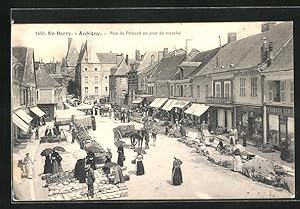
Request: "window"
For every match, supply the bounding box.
[224,81,231,98]
[171,85,174,96]
[95,68,97,71]
[269,81,281,102]
[280,80,286,103]
[215,82,221,98]
[250,77,258,97]
[105,87,108,91]
[94,76,98,84]
[240,77,246,97]
[290,80,294,103]
[197,85,200,98]
[95,87,98,94]
[180,85,184,97]
[84,87,88,94]
[85,68,88,71]
[268,81,273,102]
[84,76,88,84]
[205,85,209,97]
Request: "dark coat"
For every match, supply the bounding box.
[43,155,52,174]
[117,146,125,167]
[74,159,86,183]
[86,167,95,185]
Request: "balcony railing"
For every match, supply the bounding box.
[206,96,233,104]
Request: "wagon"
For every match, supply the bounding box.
[113,124,140,146]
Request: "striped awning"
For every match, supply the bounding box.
[162,99,179,111]
[12,113,29,132]
[184,103,199,115]
[149,98,161,107]
[173,100,191,109]
[29,106,45,117]
[191,104,210,117]
[154,98,168,108]
[132,98,143,104]
[14,109,33,124]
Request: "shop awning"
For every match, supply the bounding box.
[12,113,29,132]
[173,100,191,109]
[162,99,179,111]
[149,98,161,107]
[154,98,168,108]
[29,106,45,117]
[184,103,199,115]
[132,98,143,104]
[191,104,210,117]
[75,103,93,110]
[14,109,33,124]
[55,109,86,120]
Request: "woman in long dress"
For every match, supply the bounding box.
[51,151,63,174]
[23,153,34,179]
[135,153,145,176]
[117,146,125,167]
[113,165,125,184]
[74,158,86,183]
[232,150,243,172]
[43,154,52,174]
[172,157,183,186]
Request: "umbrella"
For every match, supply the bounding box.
[86,146,102,153]
[73,149,86,160]
[215,135,229,142]
[40,148,53,156]
[53,146,66,152]
[102,162,118,168]
[114,140,126,147]
[134,148,147,154]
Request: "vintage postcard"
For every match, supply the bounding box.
[11,21,295,201]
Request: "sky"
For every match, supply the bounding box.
[12,22,273,63]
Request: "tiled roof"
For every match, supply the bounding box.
[36,68,61,87]
[150,49,186,81]
[96,53,123,65]
[263,38,293,73]
[195,22,293,76]
[135,51,159,73]
[114,59,135,76]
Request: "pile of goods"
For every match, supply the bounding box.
[40,136,63,143]
[75,125,107,164]
[207,154,233,168]
[167,126,181,138]
[44,168,129,200]
[130,112,143,123]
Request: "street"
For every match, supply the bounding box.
[88,116,292,199]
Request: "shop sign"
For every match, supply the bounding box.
[267,106,294,117]
[240,105,261,112]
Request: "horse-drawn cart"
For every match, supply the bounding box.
[113,124,141,146]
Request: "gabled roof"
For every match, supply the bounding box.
[135,51,159,73]
[150,49,186,81]
[114,59,135,76]
[96,53,123,65]
[66,38,79,66]
[36,68,61,87]
[263,38,293,73]
[12,47,27,82]
[195,22,293,76]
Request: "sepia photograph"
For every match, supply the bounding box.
[11,21,295,201]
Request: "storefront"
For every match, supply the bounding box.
[38,104,57,121]
[12,108,33,145]
[29,106,46,127]
[266,105,294,146]
[236,105,263,144]
[172,100,191,121]
[209,106,233,133]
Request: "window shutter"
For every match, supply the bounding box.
[280,80,286,103]
[268,81,273,102]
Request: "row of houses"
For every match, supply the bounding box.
[125,22,294,147]
[12,47,68,145]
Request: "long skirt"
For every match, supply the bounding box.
[43,159,52,174]
[52,161,63,174]
[232,156,243,172]
[136,160,144,176]
[117,153,124,167]
[24,163,34,179]
[74,159,86,183]
[172,167,183,186]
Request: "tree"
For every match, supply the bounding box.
[67,80,79,97]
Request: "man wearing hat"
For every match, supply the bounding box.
[85,164,95,198]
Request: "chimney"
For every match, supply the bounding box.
[158,51,163,62]
[135,50,141,60]
[261,37,269,62]
[150,54,155,66]
[185,39,193,58]
[261,22,276,32]
[163,48,168,57]
[125,54,128,65]
[269,41,274,61]
[227,32,237,43]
